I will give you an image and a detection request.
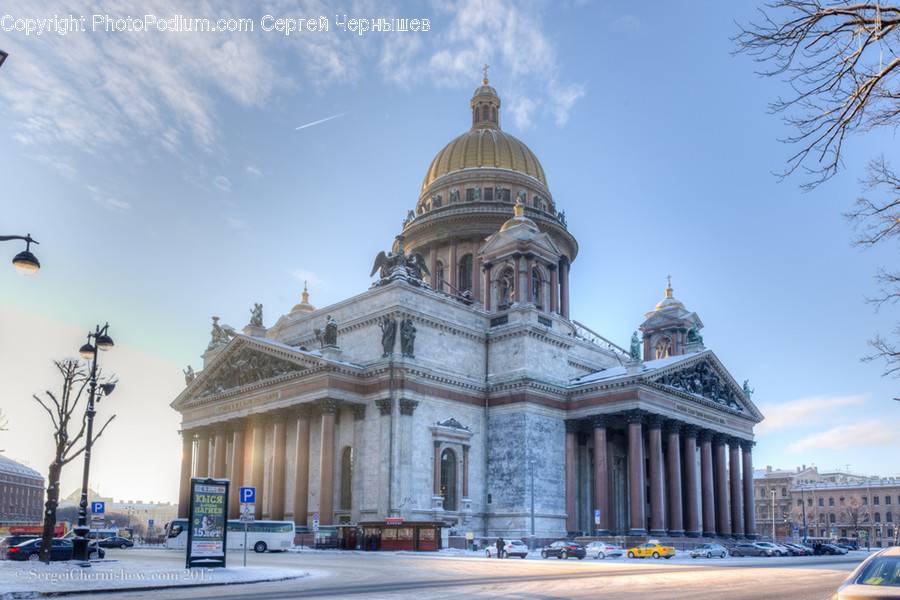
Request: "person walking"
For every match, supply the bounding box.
[496,537,505,559]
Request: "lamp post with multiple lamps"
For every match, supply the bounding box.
[72,323,116,563]
[1,234,40,275]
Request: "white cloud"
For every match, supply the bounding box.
[246,166,263,178]
[86,185,132,212]
[755,395,867,433]
[787,420,900,452]
[611,15,641,33]
[221,214,248,230]
[214,176,231,192]
[289,268,325,290]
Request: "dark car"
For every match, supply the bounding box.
[5,538,105,561]
[821,543,849,555]
[541,540,586,560]
[0,535,39,557]
[729,543,773,557]
[97,536,134,549]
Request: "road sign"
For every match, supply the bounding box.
[148,519,153,526]
[240,503,253,515]
[91,501,105,514]
[594,509,600,524]
[312,519,319,532]
[239,515,254,523]
[239,487,256,504]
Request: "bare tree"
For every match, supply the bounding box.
[839,494,870,538]
[33,359,115,564]
[735,2,900,374]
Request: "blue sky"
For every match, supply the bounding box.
[1,1,897,505]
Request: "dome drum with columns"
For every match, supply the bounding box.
[171,76,763,546]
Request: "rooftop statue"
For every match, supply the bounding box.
[629,332,642,362]
[370,235,431,288]
[687,320,703,345]
[743,379,754,398]
[250,303,263,327]
[206,316,236,352]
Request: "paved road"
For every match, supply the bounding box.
[69,548,862,600]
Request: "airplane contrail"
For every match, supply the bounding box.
[294,111,351,131]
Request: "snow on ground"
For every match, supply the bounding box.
[0,556,308,599]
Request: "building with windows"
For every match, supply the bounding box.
[0,455,43,524]
[172,77,763,540]
[754,466,900,547]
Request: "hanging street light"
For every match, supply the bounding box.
[0,234,41,275]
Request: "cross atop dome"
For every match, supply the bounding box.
[482,63,489,84]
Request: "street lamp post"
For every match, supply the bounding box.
[771,490,776,542]
[530,460,536,551]
[72,323,115,563]
[800,485,808,545]
[0,234,40,275]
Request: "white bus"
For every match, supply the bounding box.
[165,519,294,553]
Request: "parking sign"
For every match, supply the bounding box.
[91,501,105,514]
[239,487,255,504]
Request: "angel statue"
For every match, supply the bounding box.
[742,379,754,398]
[183,365,195,385]
[250,303,263,327]
[370,235,431,288]
[207,316,236,351]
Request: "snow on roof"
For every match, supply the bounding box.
[571,351,703,386]
[0,455,42,480]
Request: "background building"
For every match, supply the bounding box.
[754,466,900,547]
[0,455,43,524]
[172,79,763,541]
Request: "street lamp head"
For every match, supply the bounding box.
[12,248,40,275]
[79,343,96,360]
[99,382,116,396]
[96,333,114,351]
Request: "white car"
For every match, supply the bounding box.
[832,546,900,599]
[755,541,787,556]
[584,541,624,559]
[485,539,529,559]
[689,543,728,558]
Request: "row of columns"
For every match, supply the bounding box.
[565,410,757,538]
[177,399,352,525]
[481,255,570,317]
[427,241,482,297]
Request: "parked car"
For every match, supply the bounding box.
[0,535,39,557]
[5,538,105,561]
[832,546,900,599]
[755,541,788,556]
[729,543,773,557]
[541,540,586,560]
[97,536,134,549]
[584,541,624,559]
[781,542,808,556]
[690,543,728,559]
[627,542,675,559]
[821,543,849,555]
[485,539,529,559]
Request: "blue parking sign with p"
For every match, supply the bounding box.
[240,487,255,504]
[91,502,105,514]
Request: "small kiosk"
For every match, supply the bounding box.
[359,520,449,551]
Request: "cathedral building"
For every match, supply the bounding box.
[172,76,763,541]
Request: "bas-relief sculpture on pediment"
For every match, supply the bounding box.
[654,361,743,412]
[196,348,305,398]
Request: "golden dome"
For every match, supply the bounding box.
[421,78,547,191]
[421,129,548,191]
[290,281,316,314]
[499,197,539,233]
[654,278,685,311]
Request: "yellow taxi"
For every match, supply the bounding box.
[626,541,676,559]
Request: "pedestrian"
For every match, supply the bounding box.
[496,537,504,559]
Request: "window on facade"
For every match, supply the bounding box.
[842,529,847,538]
[864,497,869,505]
[435,262,444,292]
[484,186,494,202]
[830,514,836,523]
[875,512,882,523]
[839,497,845,505]
[440,448,457,511]
[782,487,787,497]
[797,499,803,507]
[888,512,893,523]
[491,106,497,123]
[482,105,490,122]
[808,498,813,506]
[887,496,892,505]
[458,255,473,294]
[819,498,824,507]
[890,528,896,538]
[874,496,880,506]
[531,267,543,308]
[655,337,671,359]
[340,446,353,511]
[829,497,834,507]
